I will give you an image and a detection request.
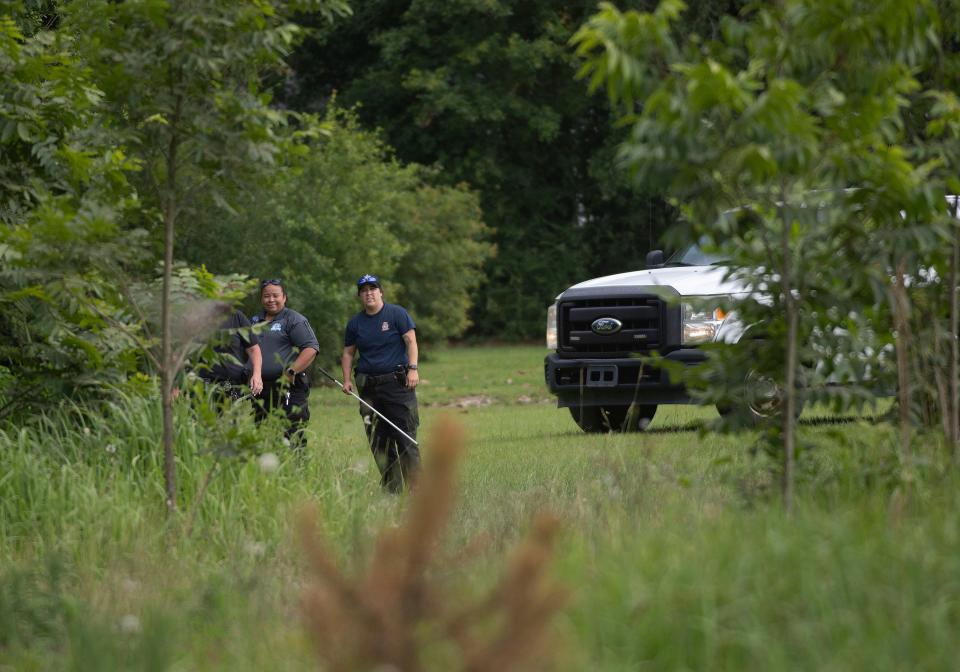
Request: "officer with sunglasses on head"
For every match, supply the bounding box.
[251,278,319,447]
[341,274,420,492]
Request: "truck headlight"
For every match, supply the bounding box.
[682,301,727,345]
[546,303,558,350]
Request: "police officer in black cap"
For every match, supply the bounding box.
[251,279,319,447]
[341,274,420,492]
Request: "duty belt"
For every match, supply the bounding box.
[364,372,399,385]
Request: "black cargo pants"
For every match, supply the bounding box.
[197,376,247,406]
[358,373,420,492]
[255,373,311,448]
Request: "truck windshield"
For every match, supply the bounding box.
[665,244,727,266]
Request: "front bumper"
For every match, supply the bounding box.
[544,349,708,407]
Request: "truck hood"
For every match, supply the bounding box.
[561,265,748,299]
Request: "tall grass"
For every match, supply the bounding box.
[1,345,959,670]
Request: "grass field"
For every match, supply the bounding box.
[2,345,959,670]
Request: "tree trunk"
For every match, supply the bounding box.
[161,95,182,514]
[161,188,177,512]
[779,203,797,515]
[893,257,912,463]
[949,214,959,459]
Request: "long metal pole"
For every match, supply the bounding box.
[315,366,419,447]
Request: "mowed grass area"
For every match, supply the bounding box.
[2,345,959,670]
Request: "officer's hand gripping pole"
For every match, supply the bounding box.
[315,366,419,447]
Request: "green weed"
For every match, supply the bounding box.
[1,346,959,670]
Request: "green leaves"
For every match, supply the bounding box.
[177,107,492,353]
[676,60,753,114]
[572,0,960,451]
[0,6,150,420]
[283,0,679,337]
[572,1,684,110]
[0,0,354,424]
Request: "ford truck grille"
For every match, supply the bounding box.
[559,296,664,354]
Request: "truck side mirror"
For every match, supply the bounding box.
[646,249,664,268]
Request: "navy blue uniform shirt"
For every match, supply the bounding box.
[344,303,416,375]
[200,310,259,384]
[251,307,319,381]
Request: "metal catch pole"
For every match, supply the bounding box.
[315,366,419,447]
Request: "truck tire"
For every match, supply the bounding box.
[568,403,657,433]
[716,369,804,427]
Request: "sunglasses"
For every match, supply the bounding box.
[260,278,283,288]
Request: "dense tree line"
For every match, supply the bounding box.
[8,0,960,511]
[574,0,960,505]
[0,0,491,438]
[282,0,746,338]
[177,108,492,357]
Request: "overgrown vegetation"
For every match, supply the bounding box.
[1,0,495,510]
[177,107,493,355]
[299,416,565,672]
[2,346,960,670]
[282,0,725,338]
[5,0,960,667]
[572,0,960,505]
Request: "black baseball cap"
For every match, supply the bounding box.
[356,274,381,293]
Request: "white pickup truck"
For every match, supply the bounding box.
[544,244,768,432]
[546,196,960,433]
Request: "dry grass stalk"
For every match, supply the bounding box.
[298,415,566,672]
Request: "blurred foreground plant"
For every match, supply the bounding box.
[298,416,566,672]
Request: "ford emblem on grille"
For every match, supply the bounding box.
[591,317,622,334]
